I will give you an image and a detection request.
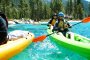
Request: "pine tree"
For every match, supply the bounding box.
[43,4,47,19]
[88,2,90,16]
[65,0,73,16]
[50,0,63,14]
[72,0,84,19]
[18,0,29,19]
[0,0,85,20]
[29,0,34,19]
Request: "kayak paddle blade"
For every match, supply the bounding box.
[33,35,47,42]
[82,17,90,23]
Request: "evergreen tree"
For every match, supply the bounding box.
[0,0,85,20]
[72,0,84,19]
[65,0,73,16]
[88,2,90,16]
[50,0,63,14]
[43,4,47,19]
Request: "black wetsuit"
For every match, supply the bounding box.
[0,17,7,45]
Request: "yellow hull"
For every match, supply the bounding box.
[0,33,34,60]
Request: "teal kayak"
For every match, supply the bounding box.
[47,29,90,60]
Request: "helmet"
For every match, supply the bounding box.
[58,12,64,17]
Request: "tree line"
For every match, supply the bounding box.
[0,0,90,20]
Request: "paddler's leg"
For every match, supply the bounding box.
[61,31,66,37]
[56,28,61,35]
[67,32,74,40]
[58,30,67,37]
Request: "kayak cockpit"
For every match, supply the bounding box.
[66,32,90,43]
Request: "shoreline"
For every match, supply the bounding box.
[8,20,81,25]
[68,20,81,22]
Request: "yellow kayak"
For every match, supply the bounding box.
[0,32,34,60]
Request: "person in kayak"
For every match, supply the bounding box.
[0,12,8,45]
[47,13,57,29]
[0,11,8,28]
[0,12,30,45]
[52,12,71,37]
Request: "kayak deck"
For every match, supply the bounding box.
[0,33,34,60]
[47,29,90,60]
[66,32,90,43]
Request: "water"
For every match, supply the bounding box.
[9,22,90,60]
[70,22,90,38]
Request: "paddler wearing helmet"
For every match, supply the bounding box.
[47,13,58,29]
[52,12,71,37]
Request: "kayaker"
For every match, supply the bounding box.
[0,11,8,28]
[0,12,8,45]
[47,13,57,29]
[52,12,71,36]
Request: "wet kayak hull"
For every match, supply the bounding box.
[47,29,90,60]
[0,33,34,60]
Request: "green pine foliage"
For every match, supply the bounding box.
[88,2,90,16]
[0,0,89,20]
[50,0,63,14]
[65,0,84,19]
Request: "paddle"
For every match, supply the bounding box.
[33,33,54,42]
[33,17,90,42]
[71,17,90,27]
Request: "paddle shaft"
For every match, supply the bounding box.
[46,22,82,37]
[46,32,54,37]
[33,17,90,42]
[71,22,82,27]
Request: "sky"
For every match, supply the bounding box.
[85,0,90,2]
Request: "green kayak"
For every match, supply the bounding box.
[47,29,90,60]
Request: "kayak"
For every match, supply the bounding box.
[47,29,90,60]
[0,32,34,60]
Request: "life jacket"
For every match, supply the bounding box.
[57,19,68,29]
[58,20,64,28]
[51,19,57,26]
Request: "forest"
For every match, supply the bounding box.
[0,0,90,20]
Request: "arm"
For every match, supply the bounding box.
[67,22,71,28]
[47,19,52,26]
[52,22,58,32]
[64,21,71,28]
